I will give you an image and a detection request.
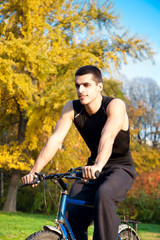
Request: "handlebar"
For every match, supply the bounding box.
[21,167,100,189]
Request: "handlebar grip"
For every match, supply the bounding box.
[75,170,100,179]
[95,171,100,178]
[20,179,39,188]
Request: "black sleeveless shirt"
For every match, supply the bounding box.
[73,96,135,169]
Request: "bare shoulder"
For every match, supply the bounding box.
[62,100,74,111]
[106,98,129,130]
[107,98,126,112]
[61,100,74,121]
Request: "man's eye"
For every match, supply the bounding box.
[84,84,89,87]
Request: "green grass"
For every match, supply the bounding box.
[88,223,160,240]
[138,223,160,240]
[0,211,160,240]
[0,212,55,240]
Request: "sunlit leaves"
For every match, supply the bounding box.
[0,0,155,173]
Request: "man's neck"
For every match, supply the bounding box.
[84,95,103,115]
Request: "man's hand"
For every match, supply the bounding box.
[22,173,38,187]
[82,165,102,180]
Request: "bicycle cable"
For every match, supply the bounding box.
[42,169,81,228]
[43,177,56,223]
[43,173,67,224]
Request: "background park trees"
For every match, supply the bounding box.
[121,77,160,173]
[123,77,160,147]
[0,0,158,213]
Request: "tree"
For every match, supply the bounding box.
[118,168,160,223]
[123,77,160,146]
[0,0,154,211]
[103,77,126,100]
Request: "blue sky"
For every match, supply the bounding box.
[112,0,160,86]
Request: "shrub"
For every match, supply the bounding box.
[118,168,160,224]
[17,181,59,214]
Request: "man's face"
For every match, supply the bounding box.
[75,73,103,105]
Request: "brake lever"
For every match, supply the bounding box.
[20,172,43,189]
[35,172,45,181]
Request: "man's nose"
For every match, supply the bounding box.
[78,85,84,93]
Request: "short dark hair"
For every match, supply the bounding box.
[75,65,103,83]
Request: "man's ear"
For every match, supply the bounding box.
[98,82,103,92]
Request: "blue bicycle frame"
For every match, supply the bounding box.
[57,191,122,240]
[58,192,76,239]
[22,169,140,240]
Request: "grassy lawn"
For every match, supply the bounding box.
[0,212,54,240]
[138,224,160,240]
[88,223,160,240]
[0,211,160,240]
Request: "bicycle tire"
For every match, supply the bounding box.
[25,230,62,240]
[119,224,140,240]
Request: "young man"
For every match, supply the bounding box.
[22,65,137,240]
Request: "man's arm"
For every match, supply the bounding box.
[22,101,74,184]
[82,98,128,179]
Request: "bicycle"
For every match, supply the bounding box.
[21,167,140,240]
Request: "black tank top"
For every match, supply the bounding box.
[73,96,135,169]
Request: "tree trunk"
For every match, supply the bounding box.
[3,110,28,212]
[0,168,4,198]
[2,170,20,212]
[18,110,28,144]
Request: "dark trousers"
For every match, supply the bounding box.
[65,166,136,240]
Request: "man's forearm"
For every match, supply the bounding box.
[95,134,114,170]
[30,136,62,174]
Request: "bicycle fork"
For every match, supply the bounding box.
[43,191,76,240]
[58,191,76,240]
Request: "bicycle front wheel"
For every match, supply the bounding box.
[25,230,62,240]
[118,224,140,240]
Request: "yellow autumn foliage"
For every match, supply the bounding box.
[0,143,34,171]
[130,141,160,173]
[0,0,155,173]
